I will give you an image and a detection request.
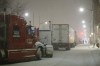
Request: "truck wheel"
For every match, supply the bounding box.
[36,48,42,60]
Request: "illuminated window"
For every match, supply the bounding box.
[13,26,20,38]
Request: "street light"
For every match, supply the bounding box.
[39,20,52,30]
[83,24,86,28]
[82,20,85,24]
[79,7,84,12]
[40,21,48,25]
[25,13,29,17]
[45,21,48,24]
[91,33,93,35]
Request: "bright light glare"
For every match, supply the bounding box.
[79,8,84,12]
[45,22,48,24]
[25,13,29,17]
[91,33,93,35]
[83,25,86,28]
[97,26,99,28]
[82,20,85,24]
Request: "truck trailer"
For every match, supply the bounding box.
[39,21,53,57]
[39,30,53,57]
[51,24,76,50]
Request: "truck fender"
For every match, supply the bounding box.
[35,41,45,56]
[35,42,44,49]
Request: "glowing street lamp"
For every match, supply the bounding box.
[82,20,85,24]
[79,7,84,12]
[83,25,86,28]
[45,21,48,24]
[25,13,29,17]
[91,33,93,35]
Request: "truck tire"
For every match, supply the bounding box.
[36,48,42,60]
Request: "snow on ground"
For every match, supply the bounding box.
[1,44,100,66]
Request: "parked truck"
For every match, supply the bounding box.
[0,13,44,63]
[39,30,53,57]
[39,22,53,57]
[51,24,76,50]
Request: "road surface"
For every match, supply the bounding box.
[1,44,100,66]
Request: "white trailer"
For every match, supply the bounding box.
[39,30,51,45]
[39,21,53,57]
[51,24,76,50]
[39,21,52,45]
[39,30,53,57]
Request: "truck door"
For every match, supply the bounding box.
[60,25,69,44]
[11,25,26,49]
[52,25,59,44]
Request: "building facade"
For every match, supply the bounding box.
[93,0,100,45]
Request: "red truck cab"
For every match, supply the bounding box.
[0,14,39,62]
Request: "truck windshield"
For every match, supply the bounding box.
[27,26,35,36]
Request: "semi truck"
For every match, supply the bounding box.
[0,13,44,63]
[51,24,76,50]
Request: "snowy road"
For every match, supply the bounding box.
[1,44,100,66]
